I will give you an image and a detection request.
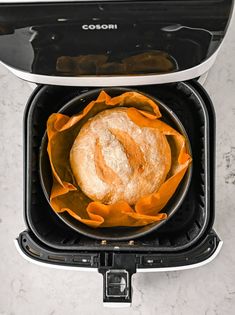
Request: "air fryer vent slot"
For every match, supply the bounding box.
[48,255,65,262]
[25,245,40,258]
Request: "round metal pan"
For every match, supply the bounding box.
[39,87,192,241]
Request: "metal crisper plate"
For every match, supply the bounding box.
[22,81,215,253]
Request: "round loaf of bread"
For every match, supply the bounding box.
[70,108,171,205]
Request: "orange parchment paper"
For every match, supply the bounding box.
[47,91,192,228]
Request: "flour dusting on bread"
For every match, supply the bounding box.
[70,108,171,205]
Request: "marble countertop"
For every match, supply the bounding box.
[0,20,235,315]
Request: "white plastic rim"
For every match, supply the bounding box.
[0,51,218,87]
[14,239,223,272]
[26,73,209,90]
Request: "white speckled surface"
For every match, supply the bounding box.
[0,19,235,315]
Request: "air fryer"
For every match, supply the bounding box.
[0,0,233,307]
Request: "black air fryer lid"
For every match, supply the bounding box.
[0,0,233,86]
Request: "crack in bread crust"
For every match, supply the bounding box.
[109,128,145,175]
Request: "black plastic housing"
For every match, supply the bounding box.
[21,80,215,251]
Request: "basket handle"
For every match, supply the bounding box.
[98,253,136,307]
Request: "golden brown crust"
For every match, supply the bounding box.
[70,108,171,205]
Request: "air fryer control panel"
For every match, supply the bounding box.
[0,0,233,77]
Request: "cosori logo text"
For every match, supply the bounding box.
[82,24,118,30]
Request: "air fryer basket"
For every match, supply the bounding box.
[39,87,192,241]
[23,81,214,252]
